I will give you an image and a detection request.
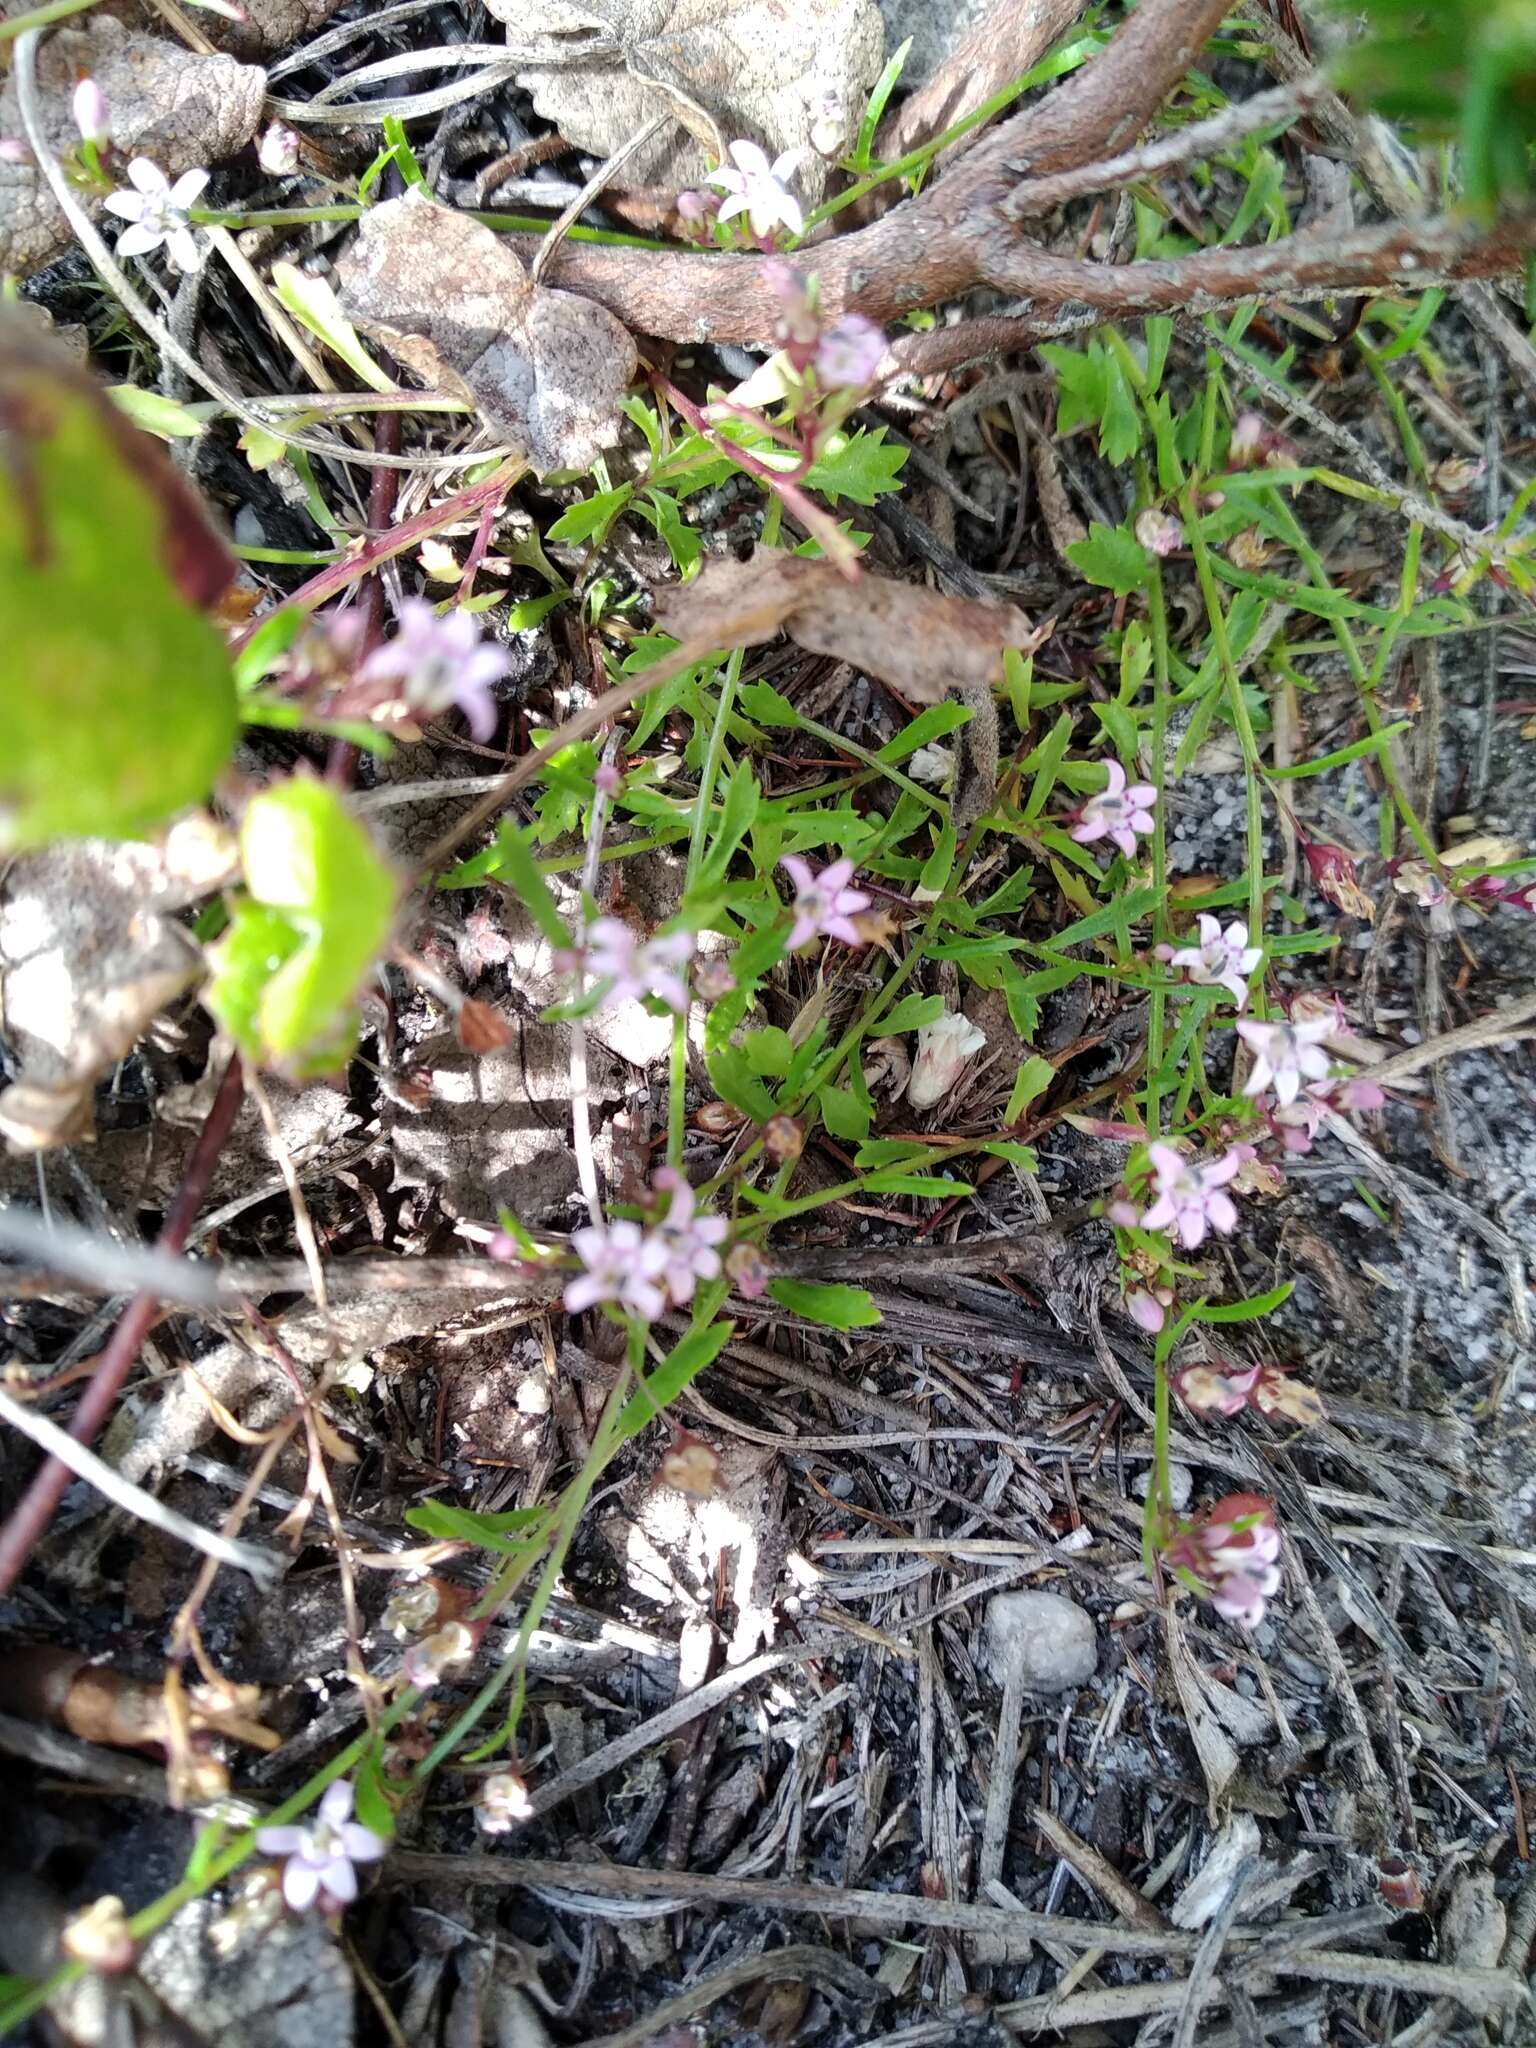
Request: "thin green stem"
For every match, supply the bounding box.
[1180,486,1267,952]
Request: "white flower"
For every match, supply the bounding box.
[1234,1017,1333,1108]
[708,139,804,241]
[258,121,300,176]
[907,1011,987,1110]
[1165,915,1263,1008]
[104,158,208,272]
[907,744,954,790]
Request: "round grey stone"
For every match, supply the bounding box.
[984,1590,1098,1695]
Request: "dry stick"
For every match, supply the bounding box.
[582,1946,874,2048]
[1004,77,1321,218]
[383,1853,1524,2010]
[0,1387,278,1585]
[1352,990,1536,1092]
[0,1055,245,1598]
[529,112,672,284]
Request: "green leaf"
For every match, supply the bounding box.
[0,318,239,851]
[767,1279,882,1329]
[1050,882,1163,951]
[854,36,911,168]
[818,1082,871,1141]
[616,1314,734,1443]
[1066,522,1148,596]
[696,755,761,891]
[861,1171,971,1197]
[918,821,957,898]
[874,700,971,762]
[1004,1054,1056,1122]
[404,1499,548,1549]
[635,488,703,574]
[738,679,800,728]
[107,385,210,439]
[1019,710,1075,825]
[1040,342,1108,437]
[803,427,908,506]
[743,1025,794,1076]
[1098,349,1142,464]
[882,991,945,1034]
[507,590,568,630]
[1193,1281,1294,1324]
[271,262,397,394]
[707,1045,780,1121]
[548,485,633,545]
[206,779,396,1071]
[980,1140,1038,1168]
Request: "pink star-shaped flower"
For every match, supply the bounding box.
[781,855,869,950]
[1071,760,1158,859]
[1234,1016,1333,1108]
[1139,1142,1242,1249]
[1166,915,1263,1008]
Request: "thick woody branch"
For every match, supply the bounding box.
[545,0,1233,343]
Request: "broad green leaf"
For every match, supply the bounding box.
[207,779,397,1071]
[697,756,761,891]
[818,1083,871,1141]
[743,1025,794,1076]
[874,700,971,762]
[803,427,908,505]
[1066,522,1148,595]
[548,485,632,545]
[882,992,945,1034]
[707,1045,780,1121]
[1004,1054,1056,1122]
[0,317,238,851]
[1098,349,1141,464]
[616,1315,734,1442]
[272,263,397,394]
[767,1279,881,1329]
[738,679,800,728]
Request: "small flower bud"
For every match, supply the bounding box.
[257,120,299,176]
[476,1769,533,1834]
[62,1895,134,1974]
[725,1241,769,1298]
[457,998,515,1053]
[71,78,109,147]
[593,761,623,796]
[762,1114,805,1162]
[1300,835,1375,921]
[659,1430,721,1497]
[382,1575,470,1639]
[695,1098,747,1135]
[401,1620,478,1689]
[693,956,737,1003]
[1134,508,1183,558]
[0,139,35,166]
[1378,1854,1424,1911]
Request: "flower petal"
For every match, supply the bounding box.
[169,168,209,208]
[282,1859,323,1912]
[256,1826,309,1857]
[126,156,169,195]
[114,221,162,258]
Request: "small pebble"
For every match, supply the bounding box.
[1134,1461,1193,1511]
[983,1590,1097,1695]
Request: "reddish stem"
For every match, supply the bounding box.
[327,406,404,786]
[655,376,859,577]
[0,1056,246,1598]
[230,460,524,657]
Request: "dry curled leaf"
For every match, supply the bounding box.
[336,190,637,475]
[653,549,1040,827]
[0,826,235,1152]
[488,0,883,196]
[0,19,266,281]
